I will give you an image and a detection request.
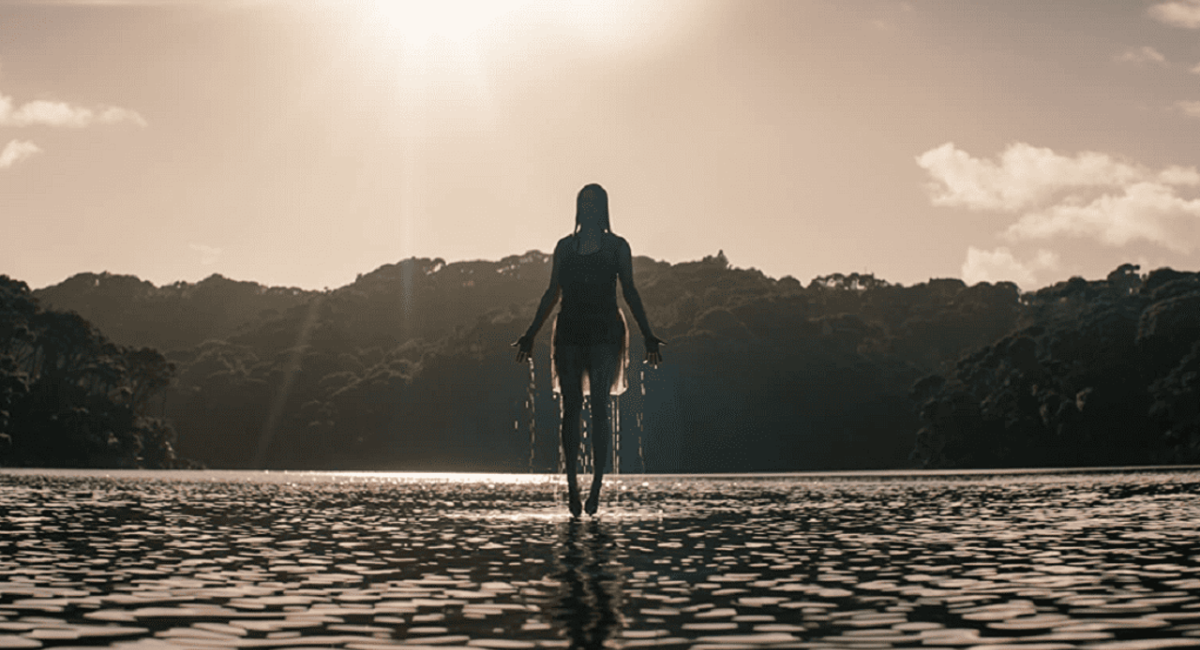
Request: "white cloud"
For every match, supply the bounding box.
[1115,46,1168,65]
[1158,165,1200,184]
[916,142,1151,212]
[1006,182,1200,252]
[96,106,147,125]
[961,247,1059,289]
[0,88,145,166]
[919,142,1200,252]
[0,92,146,128]
[1150,0,1200,28]
[0,139,41,168]
[1177,100,1200,119]
[189,243,223,266]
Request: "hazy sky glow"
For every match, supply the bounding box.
[3,0,1200,290]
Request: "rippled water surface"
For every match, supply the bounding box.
[2,468,1200,650]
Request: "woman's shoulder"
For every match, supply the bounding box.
[555,232,627,254]
[606,232,630,253]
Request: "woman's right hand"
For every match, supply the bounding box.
[644,335,666,367]
[513,335,534,363]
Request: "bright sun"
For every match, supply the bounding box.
[356,0,689,54]
[364,0,525,46]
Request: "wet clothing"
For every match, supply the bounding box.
[552,342,624,399]
[551,233,629,396]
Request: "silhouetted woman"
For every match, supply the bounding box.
[515,184,664,517]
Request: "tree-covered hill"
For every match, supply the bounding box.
[1,277,181,468]
[34,272,318,352]
[20,256,1200,471]
[911,264,1200,468]
[29,252,1019,471]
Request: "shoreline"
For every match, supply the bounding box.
[3,463,1200,483]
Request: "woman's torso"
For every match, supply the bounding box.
[555,232,624,345]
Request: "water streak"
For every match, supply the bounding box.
[581,395,591,475]
[638,368,646,473]
[555,392,564,503]
[526,358,536,472]
[636,413,645,472]
[613,396,620,475]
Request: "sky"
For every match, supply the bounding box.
[2,0,1200,291]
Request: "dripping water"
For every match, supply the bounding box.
[613,395,620,475]
[638,368,646,473]
[556,391,565,504]
[526,348,651,508]
[581,395,591,476]
[526,358,536,472]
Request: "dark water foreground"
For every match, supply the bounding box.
[2,469,1200,650]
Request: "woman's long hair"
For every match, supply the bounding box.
[574,183,611,234]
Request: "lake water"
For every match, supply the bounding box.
[2,468,1200,649]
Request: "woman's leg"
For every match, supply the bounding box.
[555,344,586,517]
[584,343,621,515]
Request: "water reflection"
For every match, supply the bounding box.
[2,470,1200,649]
[549,519,625,649]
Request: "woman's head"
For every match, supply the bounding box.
[575,183,610,233]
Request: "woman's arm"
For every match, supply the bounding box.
[617,238,665,365]
[514,242,563,362]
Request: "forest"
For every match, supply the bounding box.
[0,276,179,468]
[5,253,1198,471]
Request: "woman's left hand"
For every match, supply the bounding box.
[512,335,534,363]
